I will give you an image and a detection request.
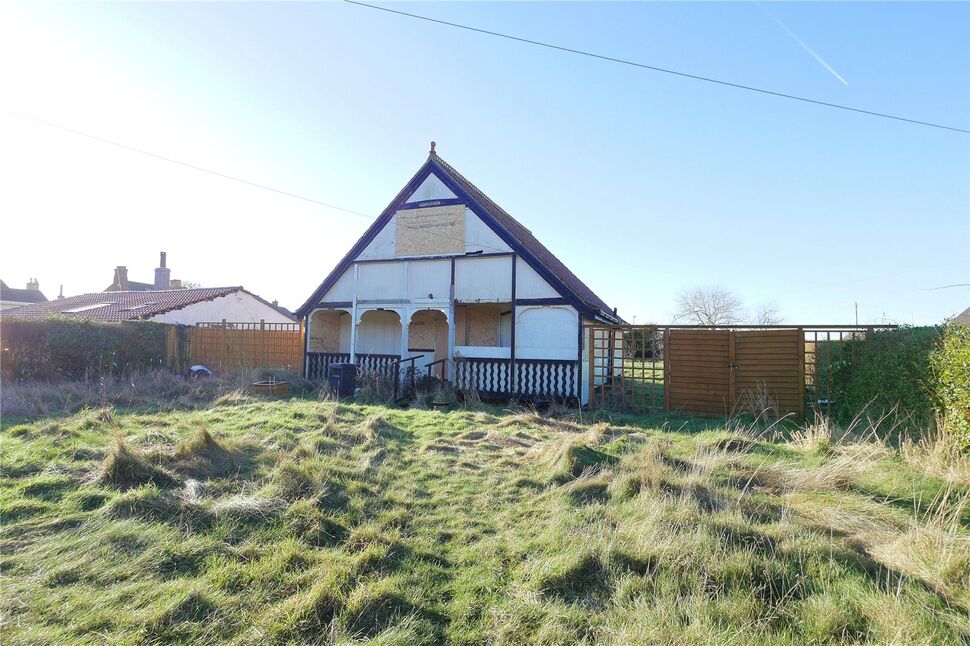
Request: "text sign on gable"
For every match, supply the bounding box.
[396,205,465,256]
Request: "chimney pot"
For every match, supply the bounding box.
[27,278,39,291]
[159,251,167,268]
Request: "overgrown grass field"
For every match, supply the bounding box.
[1,393,968,644]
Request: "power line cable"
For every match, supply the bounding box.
[1,107,509,253]
[344,0,969,135]
[918,283,970,291]
[2,108,374,219]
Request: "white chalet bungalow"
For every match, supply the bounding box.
[297,145,621,403]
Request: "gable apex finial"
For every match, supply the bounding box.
[429,140,436,156]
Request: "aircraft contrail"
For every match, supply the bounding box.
[758,2,848,86]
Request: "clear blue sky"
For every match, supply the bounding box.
[1,1,967,324]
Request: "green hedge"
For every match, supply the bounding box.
[931,323,970,449]
[831,326,941,426]
[0,317,172,382]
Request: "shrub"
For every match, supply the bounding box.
[831,326,941,428]
[0,317,175,381]
[931,323,970,451]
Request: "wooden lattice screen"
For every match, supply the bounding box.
[188,320,304,373]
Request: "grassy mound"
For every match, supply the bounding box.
[536,437,619,483]
[172,428,247,478]
[98,438,178,490]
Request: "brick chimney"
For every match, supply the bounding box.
[113,266,129,290]
[154,251,171,290]
[26,278,39,291]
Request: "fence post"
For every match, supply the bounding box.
[663,328,671,413]
[797,327,806,418]
[259,319,266,369]
[221,319,228,373]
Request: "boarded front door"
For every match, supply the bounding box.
[667,330,732,416]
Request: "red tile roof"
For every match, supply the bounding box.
[3,287,242,321]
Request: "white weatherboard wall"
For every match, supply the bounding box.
[406,174,457,203]
[322,270,355,303]
[357,263,405,302]
[406,260,450,300]
[515,306,578,360]
[515,257,560,299]
[455,256,512,302]
[356,310,402,355]
[464,210,509,254]
[149,291,293,325]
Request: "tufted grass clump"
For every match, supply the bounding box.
[98,437,179,490]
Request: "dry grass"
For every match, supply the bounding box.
[1,369,308,420]
[901,418,970,485]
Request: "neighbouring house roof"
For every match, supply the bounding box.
[4,287,243,321]
[952,307,970,326]
[298,151,621,322]
[105,280,154,292]
[0,280,48,305]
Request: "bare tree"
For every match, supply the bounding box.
[674,287,744,325]
[752,301,783,325]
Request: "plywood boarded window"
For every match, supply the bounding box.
[396,205,465,256]
[309,310,350,352]
[455,303,511,347]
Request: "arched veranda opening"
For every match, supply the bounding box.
[407,309,449,378]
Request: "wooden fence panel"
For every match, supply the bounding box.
[586,325,884,418]
[667,330,732,416]
[184,321,304,373]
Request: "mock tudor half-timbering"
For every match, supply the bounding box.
[297,144,620,403]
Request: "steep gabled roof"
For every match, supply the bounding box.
[298,152,620,322]
[4,287,242,321]
[0,280,48,304]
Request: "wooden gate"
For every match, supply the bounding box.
[666,329,804,417]
[733,329,804,417]
[667,329,732,416]
[588,325,818,417]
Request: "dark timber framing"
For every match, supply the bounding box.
[354,251,513,265]
[510,253,517,396]
[296,156,619,323]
